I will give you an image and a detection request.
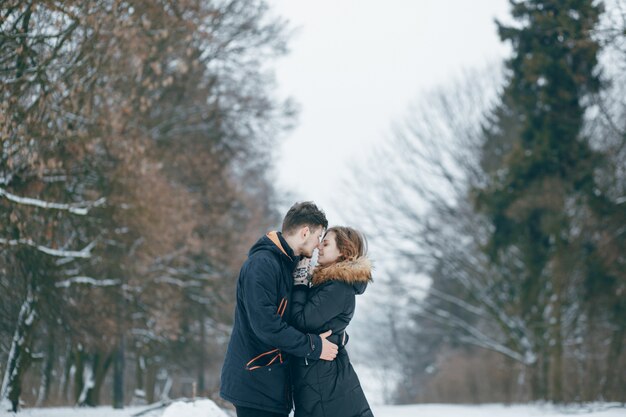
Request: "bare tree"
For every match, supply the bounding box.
[1,0,289,410]
[346,55,625,402]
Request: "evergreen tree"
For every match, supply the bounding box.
[476,0,604,401]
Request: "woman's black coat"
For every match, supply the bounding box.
[290,257,374,417]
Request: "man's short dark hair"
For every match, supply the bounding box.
[282,201,328,235]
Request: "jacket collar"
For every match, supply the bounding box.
[312,257,372,287]
[266,231,295,262]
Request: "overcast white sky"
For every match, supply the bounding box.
[268,0,512,224]
[264,2,515,403]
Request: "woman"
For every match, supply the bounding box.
[290,226,374,417]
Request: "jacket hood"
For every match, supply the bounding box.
[249,231,296,263]
[312,257,372,295]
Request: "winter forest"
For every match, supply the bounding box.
[1,0,625,415]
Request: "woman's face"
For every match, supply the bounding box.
[317,231,342,266]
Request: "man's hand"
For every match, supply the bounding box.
[319,330,338,361]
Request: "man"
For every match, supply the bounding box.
[220,202,339,417]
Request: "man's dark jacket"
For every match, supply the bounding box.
[220,232,323,414]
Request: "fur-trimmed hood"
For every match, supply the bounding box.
[312,257,372,294]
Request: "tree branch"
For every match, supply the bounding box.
[0,238,95,258]
[0,187,105,215]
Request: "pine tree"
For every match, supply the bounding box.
[476,0,604,402]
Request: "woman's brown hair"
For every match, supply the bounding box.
[325,226,367,263]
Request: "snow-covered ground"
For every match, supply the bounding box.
[1,400,625,417]
[372,403,626,417]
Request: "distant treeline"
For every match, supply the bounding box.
[350,0,626,404]
[1,0,290,412]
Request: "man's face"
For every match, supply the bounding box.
[299,226,324,258]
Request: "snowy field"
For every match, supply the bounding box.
[1,400,625,417]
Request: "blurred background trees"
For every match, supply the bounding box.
[1,0,625,411]
[348,0,625,404]
[1,0,286,411]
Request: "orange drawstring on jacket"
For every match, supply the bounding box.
[245,297,288,371]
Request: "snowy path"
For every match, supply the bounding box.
[371,403,626,417]
[1,400,624,417]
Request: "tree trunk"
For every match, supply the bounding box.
[530,324,549,401]
[503,356,514,404]
[113,266,126,409]
[134,354,146,404]
[541,345,550,401]
[113,337,125,409]
[145,363,157,404]
[530,361,541,401]
[77,352,113,407]
[60,341,73,404]
[197,315,206,396]
[95,353,113,405]
[36,332,55,406]
[530,339,550,402]
[551,267,564,403]
[0,288,39,412]
[73,346,86,405]
[602,325,625,400]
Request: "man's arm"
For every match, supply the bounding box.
[242,257,337,361]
